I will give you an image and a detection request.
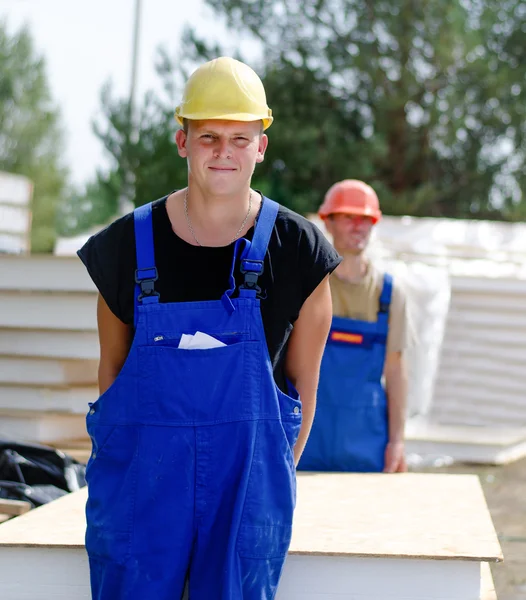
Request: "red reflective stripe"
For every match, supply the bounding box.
[330,331,363,344]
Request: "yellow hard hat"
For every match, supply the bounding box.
[175,57,273,130]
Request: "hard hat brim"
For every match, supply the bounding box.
[319,206,381,224]
[175,112,273,130]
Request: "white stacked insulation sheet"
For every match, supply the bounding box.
[312,214,526,429]
[371,216,526,428]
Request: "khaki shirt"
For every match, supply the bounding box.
[329,263,414,355]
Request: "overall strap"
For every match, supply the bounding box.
[366,272,392,381]
[376,273,393,335]
[133,202,159,327]
[239,197,279,297]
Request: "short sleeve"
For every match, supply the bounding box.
[77,214,135,324]
[298,218,342,304]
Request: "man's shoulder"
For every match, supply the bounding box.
[274,204,321,236]
[369,263,408,303]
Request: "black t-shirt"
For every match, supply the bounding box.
[78,195,341,391]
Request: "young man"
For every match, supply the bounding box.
[78,57,340,599]
[299,179,412,474]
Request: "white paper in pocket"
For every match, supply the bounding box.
[178,334,194,349]
[178,331,226,350]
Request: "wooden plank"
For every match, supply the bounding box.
[0,500,31,517]
[0,255,95,293]
[0,292,97,331]
[0,488,87,548]
[0,385,97,414]
[0,329,99,360]
[0,357,98,386]
[290,473,502,561]
[0,473,503,563]
[0,412,87,444]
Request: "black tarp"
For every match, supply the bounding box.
[0,440,86,508]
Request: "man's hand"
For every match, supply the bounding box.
[383,441,407,473]
[383,351,408,473]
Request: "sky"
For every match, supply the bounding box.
[0,0,261,186]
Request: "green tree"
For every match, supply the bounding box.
[59,49,190,236]
[0,22,67,251]
[189,0,526,219]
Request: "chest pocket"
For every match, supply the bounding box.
[137,339,263,424]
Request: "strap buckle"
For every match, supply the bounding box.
[240,259,264,295]
[135,267,160,302]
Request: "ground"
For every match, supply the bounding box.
[419,456,526,600]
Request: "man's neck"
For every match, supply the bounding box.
[166,182,261,247]
[334,252,368,283]
[187,182,254,227]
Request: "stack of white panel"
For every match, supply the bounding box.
[0,254,98,443]
[430,275,526,427]
[370,217,526,430]
[311,213,526,439]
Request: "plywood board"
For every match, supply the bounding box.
[0,474,503,564]
[290,473,503,561]
[0,487,87,548]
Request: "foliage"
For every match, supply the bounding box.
[0,22,67,251]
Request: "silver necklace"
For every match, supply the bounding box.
[184,188,253,246]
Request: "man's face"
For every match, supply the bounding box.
[325,213,375,254]
[176,120,268,196]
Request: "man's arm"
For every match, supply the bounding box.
[383,350,408,473]
[284,275,333,465]
[97,293,133,395]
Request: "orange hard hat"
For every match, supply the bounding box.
[318,179,382,223]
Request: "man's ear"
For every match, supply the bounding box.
[255,134,269,164]
[175,129,188,158]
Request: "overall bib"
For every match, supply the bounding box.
[85,197,302,599]
[298,274,392,472]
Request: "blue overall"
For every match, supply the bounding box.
[298,274,392,472]
[84,197,302,599]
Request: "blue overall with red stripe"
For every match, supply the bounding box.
[85,197,302,599]
[298,274,392,472]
